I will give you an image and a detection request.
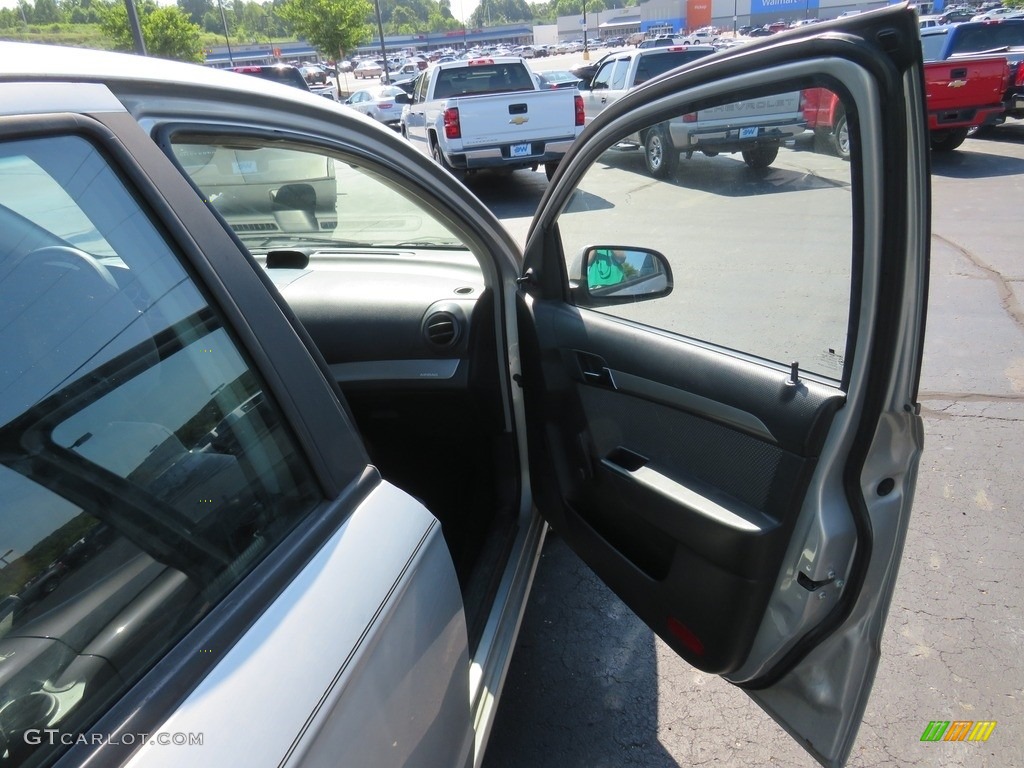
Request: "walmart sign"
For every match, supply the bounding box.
[751,0,820,14]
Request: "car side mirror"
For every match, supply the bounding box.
[571,246,673,307]
[394,92,412,104]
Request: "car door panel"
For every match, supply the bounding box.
[522,8,928,766]
[521,298,840,674]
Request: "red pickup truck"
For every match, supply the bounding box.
[804,54,1008,156]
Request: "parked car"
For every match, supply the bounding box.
[971,6,1024,21]
[680,26,723,44]
[937,9,975,23]
[532,70,584,89]
[920,20,1024,125]
[0,9,929,767]
[299,64,328,85]
[353,59,383,79]
[344,84,409,128]
[231,63,336,101]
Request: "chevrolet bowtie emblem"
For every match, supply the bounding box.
[509,116,529,125]
[948,80,967,88]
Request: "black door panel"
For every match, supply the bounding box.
[522,297,839,673]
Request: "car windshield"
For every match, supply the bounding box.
[170,137,468,252]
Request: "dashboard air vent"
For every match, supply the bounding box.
[424,311,460,348]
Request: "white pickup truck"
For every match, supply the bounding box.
[400,57,585,181]
[580,46,806,176]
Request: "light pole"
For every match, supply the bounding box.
[217,0,234,65]
[374,0,390,84]
[124,0,146,56]
[733,0,738,36]
[582,0,589,60]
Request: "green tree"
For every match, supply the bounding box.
[177,0,211,26]
[33,0,63,23]
[146,5,204,60]
[100,0,204,62]
[278,0,371,60]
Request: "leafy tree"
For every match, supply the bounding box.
[100,0,204,62]
[278,0,371,60]
[146,5,205,60]
[34,0,63,23]
[177,0,211,26]
[469,0,533,26]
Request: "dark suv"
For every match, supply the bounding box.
[232,64,337,101]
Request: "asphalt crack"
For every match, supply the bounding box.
[932,232,1024,335]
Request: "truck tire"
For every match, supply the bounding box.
[830,111,850,160]
[644,127,678,179]
[930,128,969,152]
[431,141,465,183]
[742,146,779,169]
[544,161,559,181]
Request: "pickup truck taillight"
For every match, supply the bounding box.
[1015,61,1024,88]
[443,107,461,139]
[575,95,585,126]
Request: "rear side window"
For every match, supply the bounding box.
[637,50,715,83]
[233,66,310,91]
[0,134,320,762]
[920,30,949,60]
[947,22,1024,54]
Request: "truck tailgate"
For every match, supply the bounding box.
[454,90,578,147]
[925,56,1008,113]
[694,92,803,122]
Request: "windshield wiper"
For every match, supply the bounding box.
[386,239,468,249]
[246,235,375,249]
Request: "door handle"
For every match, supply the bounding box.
[576,351,617,389]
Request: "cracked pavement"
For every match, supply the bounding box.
[482,125,1024,766]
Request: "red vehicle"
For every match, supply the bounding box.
[804,54,1008,155]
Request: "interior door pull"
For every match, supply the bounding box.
[582,366,617,389]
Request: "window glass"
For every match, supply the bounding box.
[592,60,616,89]
[609,59,630,91]
[556,84,854,381]
[170,137,472,254]
[0,134,320,762]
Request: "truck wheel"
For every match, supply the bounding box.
[930,128,969,152]
[830,111,851,160]
[432,142,465,183]
[644,127,678,178]
[544,162,559,181]
[742,146,779,169]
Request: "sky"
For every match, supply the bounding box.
[1,0,485,23]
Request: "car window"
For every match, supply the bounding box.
[609,59,630,90]
[592,59,618,89]
[169,135,471,254]
[920,30,948,59]
[554,84,855,383]
[0,134,320,761]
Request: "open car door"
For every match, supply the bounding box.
[517,7,929,766]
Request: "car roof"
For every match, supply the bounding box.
[3,42,365,105]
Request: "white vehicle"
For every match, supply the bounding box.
[400,56,585,181]
[681,26,723,44]
[579,45,806,175]
[971,6,1024,20]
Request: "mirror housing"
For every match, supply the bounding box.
[570,246,673,307]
